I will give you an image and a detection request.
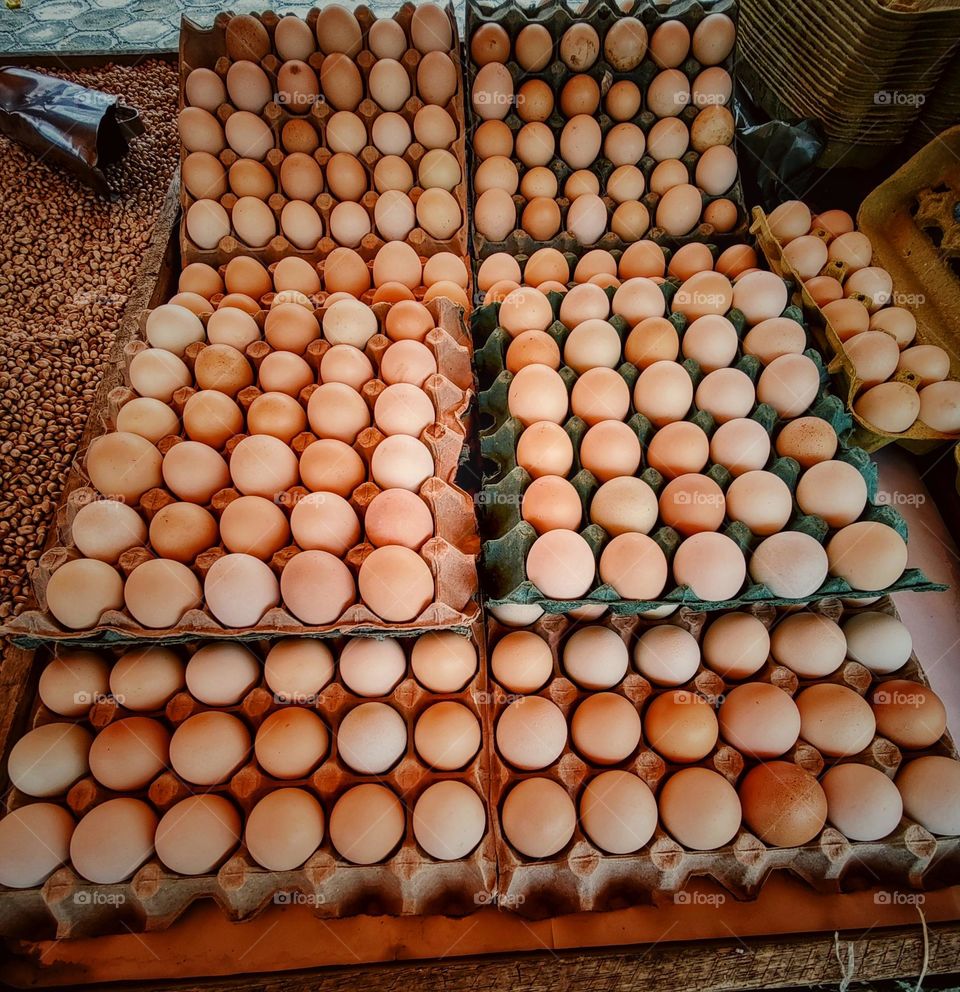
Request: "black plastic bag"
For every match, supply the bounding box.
[734,78,825,209]
[0,66,143,199]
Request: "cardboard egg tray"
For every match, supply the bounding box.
[471,290,944,614]
[2,296,482,646]
[485,598,960,919]
[464,0,749,260]
[751,206,960,453]
[179,4,470,264]
[737,0,960,166]
[0,622,496,939]
[858,125,960,364]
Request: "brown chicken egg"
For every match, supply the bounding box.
[330,784,405,865]
[672,531,746,601]
[70,798,157,884]
[719,682,800,758]
[796,683,876,756]
[204,553,281,627]
[88,717,169,791]
[827,521,908,591]
[739,762,826,847]
[709,418,771,476]
[702,611,769,679]
[0,804,75,889]
[279,550,357,624]
[245,788,325,870]
[770,612,846,678]
[896,756,960,835]
[149,502,219,563]
[358,546,434,621]
[749,531,829,599]
[659,767,741,850]
[820,763,903,842]
[156,795,241,876]
[645,690,718,763]
[186,642,260,706]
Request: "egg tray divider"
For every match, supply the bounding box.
[178,4,471,265]
[0,621,497,940]
[484,597,960,920]
[751,206,960,454]
[471,287,944,614]
[2,296,482,647]
[463,0,749,261]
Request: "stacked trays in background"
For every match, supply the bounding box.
[738,0,960,168]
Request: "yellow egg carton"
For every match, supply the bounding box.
[178,4,471,264]
[484,599,960,918]
[751,205,960,453]
[0,623,496,940]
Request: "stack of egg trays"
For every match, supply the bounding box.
[5,297,481,645]
[0,622,496,939]
[179,4,471,265]
[484,599,960,919]
[751,207,960,454]
[738,0,960,168]
[463,0,749,261]
[472,283,943,614]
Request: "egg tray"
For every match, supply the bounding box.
[736,0,960,158]
[2,302,481,646]
[463,0,749,260]
[0,624,497,940]
[751,206,960,454]
[484,598,960,919]
[179,4,471,263]
[471,290,944,614]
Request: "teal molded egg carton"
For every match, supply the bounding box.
[472,293,946,614]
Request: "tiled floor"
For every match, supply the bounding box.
[0,0,464,56]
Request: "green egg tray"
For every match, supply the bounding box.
[472,285,946,614]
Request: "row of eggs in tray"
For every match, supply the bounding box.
[767,201,960,436]
[44,252,468,631]
[2,610,959,887]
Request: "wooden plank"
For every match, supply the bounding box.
[9,924,957,992]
